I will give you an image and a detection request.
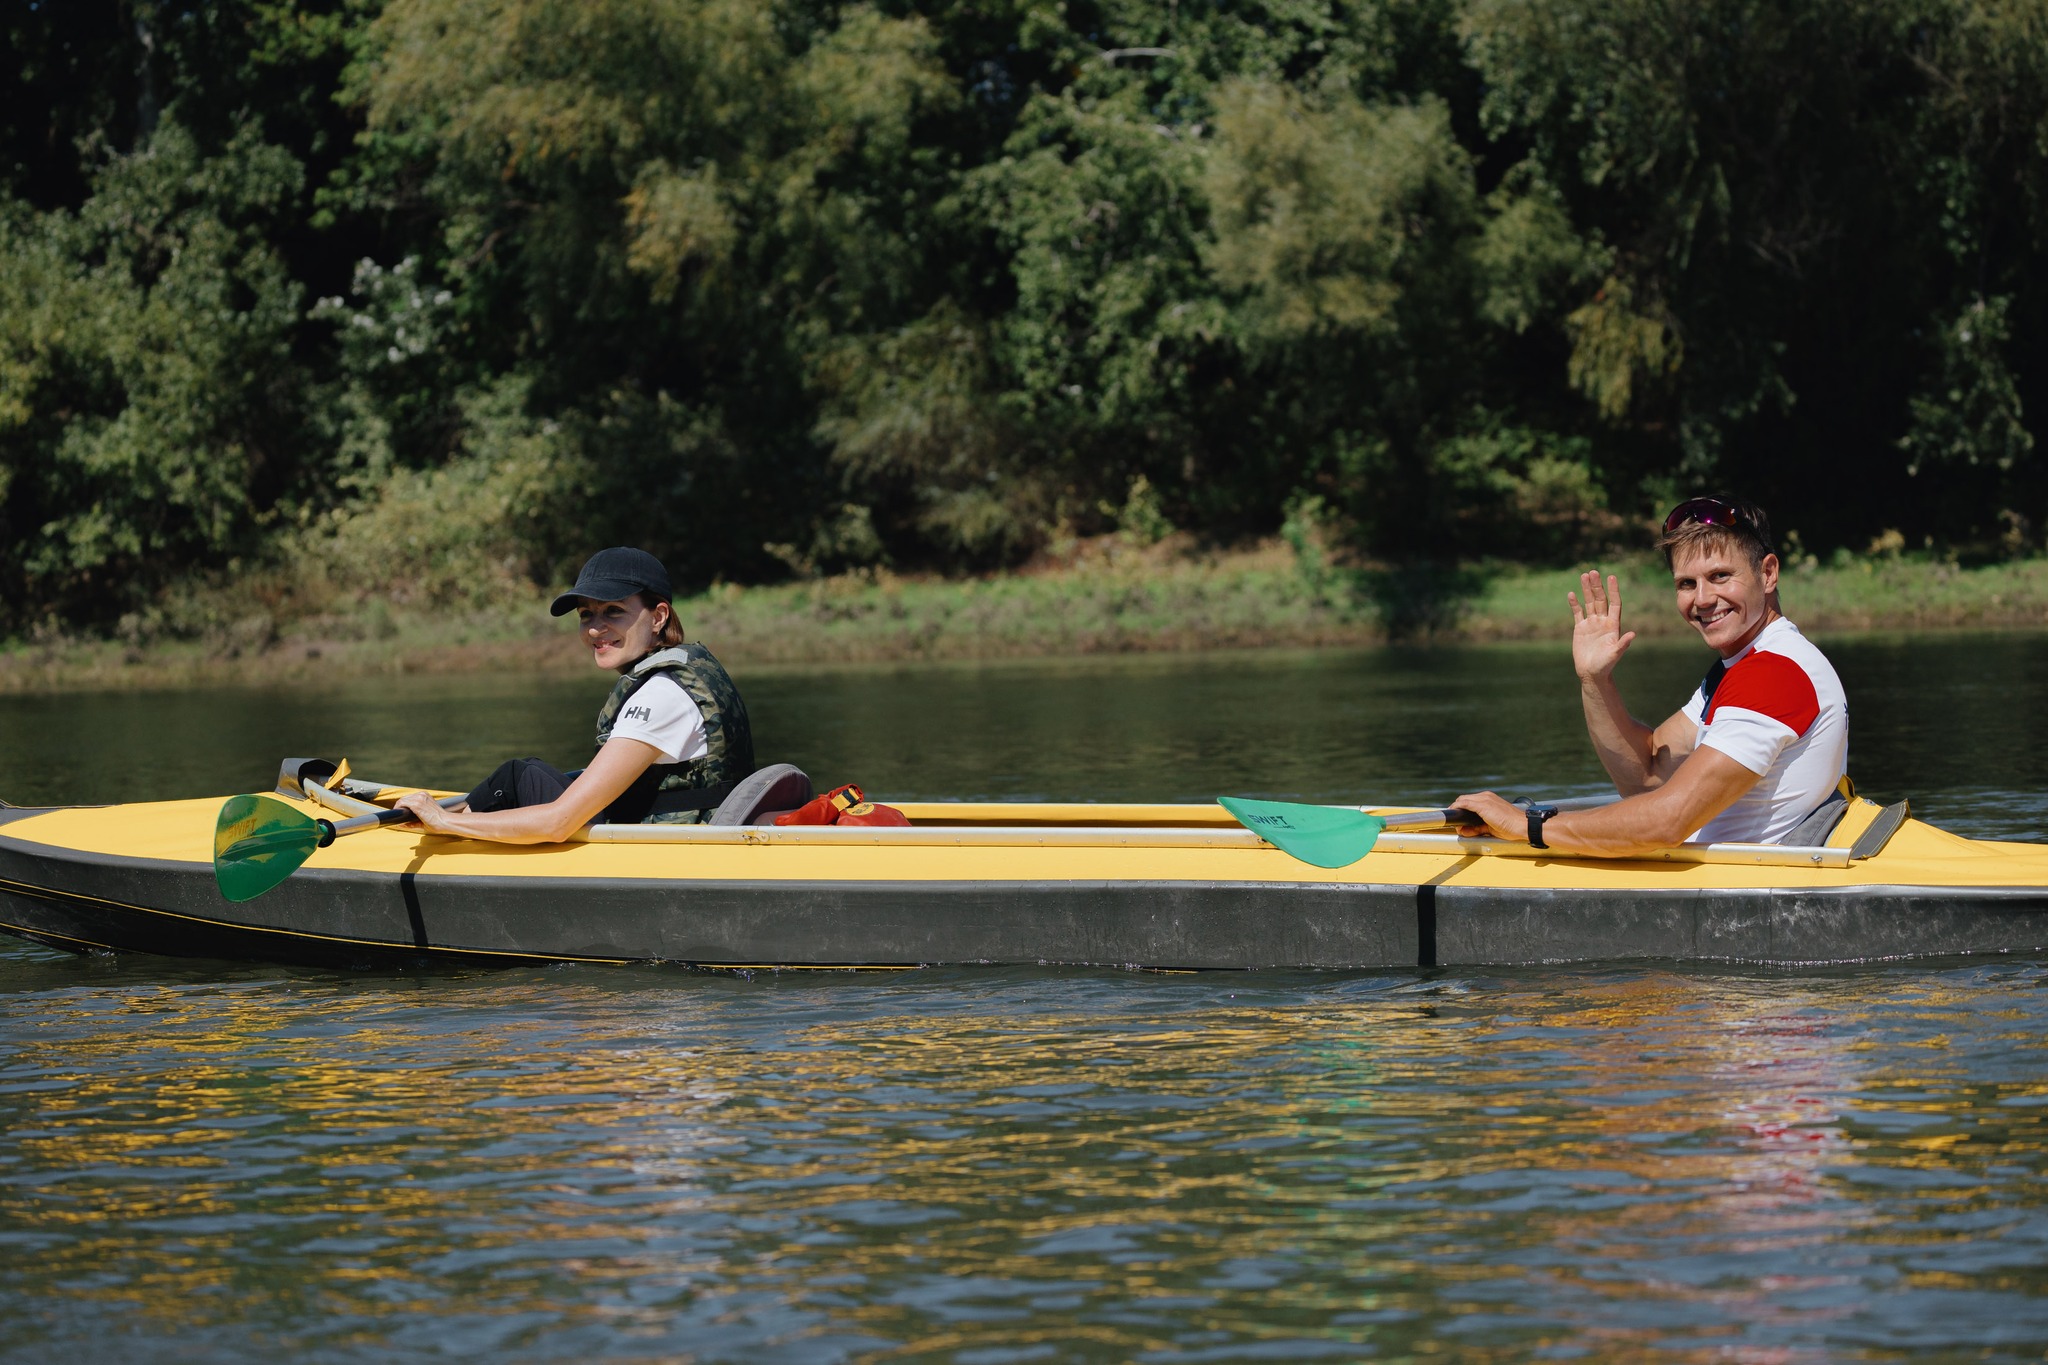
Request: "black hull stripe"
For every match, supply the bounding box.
[0,917,122,953]
[0,874,636,965]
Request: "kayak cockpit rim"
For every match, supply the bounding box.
[296,772,1870,869]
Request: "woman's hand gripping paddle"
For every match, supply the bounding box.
[1217,797,1477,869]
[213,792,447,902]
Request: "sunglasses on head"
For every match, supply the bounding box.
[1663,496,1761,535]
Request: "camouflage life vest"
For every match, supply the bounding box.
[594,643,756,824]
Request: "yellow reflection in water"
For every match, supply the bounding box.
[2,970,2045,1357]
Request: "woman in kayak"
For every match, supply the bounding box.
[392,547,755,843]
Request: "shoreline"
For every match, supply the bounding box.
[10,543,2048,695]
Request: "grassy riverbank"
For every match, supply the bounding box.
[13,539,2048,693]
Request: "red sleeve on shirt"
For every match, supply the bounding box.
[1704,650,1820,736]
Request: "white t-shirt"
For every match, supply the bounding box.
[606,675,708,764]
[1680,617,1848,844]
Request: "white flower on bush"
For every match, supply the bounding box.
[311,256,455,372]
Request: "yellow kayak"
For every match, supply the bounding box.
[2,767,2044,970]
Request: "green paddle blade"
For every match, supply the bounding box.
[214,794,324,902]
[1217,796,1386,869]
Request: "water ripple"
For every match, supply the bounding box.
[3,952,2048,1360]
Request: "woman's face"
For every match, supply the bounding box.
[575,596,669,671]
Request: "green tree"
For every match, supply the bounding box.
[0,122,313,623]
[1464,0,2048,547]
[7,0,2048,640]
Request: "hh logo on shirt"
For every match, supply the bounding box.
[623,705,653,723]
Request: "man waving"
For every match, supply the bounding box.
[1453,496,1849,856]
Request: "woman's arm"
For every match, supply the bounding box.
[391,738,661,844]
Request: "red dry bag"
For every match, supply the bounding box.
[774,783,911,827]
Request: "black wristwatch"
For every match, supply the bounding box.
[1526,804,1559,849]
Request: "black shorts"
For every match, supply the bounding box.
[463,758,573,812]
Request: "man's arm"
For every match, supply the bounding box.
[1571,569,1696,792]
[1584,684,1699,793]
[1452,746,1761,858]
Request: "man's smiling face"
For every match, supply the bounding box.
[1671,540,1780,657]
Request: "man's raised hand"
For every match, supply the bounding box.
[1570,570,1637,682]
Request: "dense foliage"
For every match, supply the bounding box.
[4,0,2046,631]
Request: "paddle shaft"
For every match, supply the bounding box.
[318,796,464,846]
[1373,793,1617,831]
[1380,807,1480,831]
[310,794,1602,853]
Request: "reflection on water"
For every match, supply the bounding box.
[6,636,2048,1357]
[3,961,2048,1359]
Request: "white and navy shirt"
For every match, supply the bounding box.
[1680,617,1848,844]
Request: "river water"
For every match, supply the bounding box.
[5,635,2048,1360]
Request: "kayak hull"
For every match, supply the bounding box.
[6,799,2048,971]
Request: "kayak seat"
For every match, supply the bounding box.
[708,764,814,827]
[1780,791,1849,846]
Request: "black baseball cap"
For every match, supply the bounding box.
[549,547,673,616]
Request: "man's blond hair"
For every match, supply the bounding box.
[1658,501,1772,572]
